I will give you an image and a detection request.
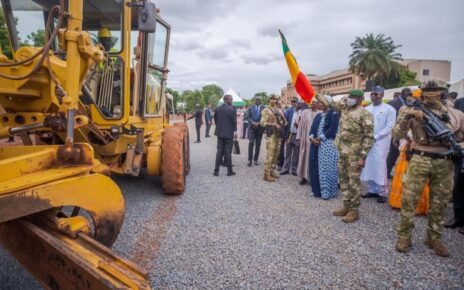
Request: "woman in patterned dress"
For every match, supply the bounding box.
[309,102,340,199]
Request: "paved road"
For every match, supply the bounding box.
[1,121,463,289]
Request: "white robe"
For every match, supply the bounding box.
[361,103,397,186]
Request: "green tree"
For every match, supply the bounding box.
[24,29,45,47]
[373,63,420,89]
[183,90,205,113]
[349,33,402,81]
[254,92,269,105]
[0,8,13,58]
[201,84,223,109]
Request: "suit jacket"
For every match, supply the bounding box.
[247,104,265,125]
[214,104,237,139]
[284,108,296,138]
[309,110,339,140]
[205,108,213,121]
[388,97,406,116]
[455,98,464,113]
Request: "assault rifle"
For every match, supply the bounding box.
[406,98,464,169]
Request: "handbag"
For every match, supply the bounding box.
[233,139,241,155]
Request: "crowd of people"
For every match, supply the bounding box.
[192,78,464,258]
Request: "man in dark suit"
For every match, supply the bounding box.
[213,95,237,176]
[246,97,265,167]
[281,98,300,175]
[445,93,464,235]
[205,104,213,137]
[189,104,204,143]
[386,87,411,177]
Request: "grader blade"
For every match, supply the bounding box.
[0,218,151,290]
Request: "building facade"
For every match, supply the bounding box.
[281,58,451,105]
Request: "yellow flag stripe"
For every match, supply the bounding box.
[284,51,299,83]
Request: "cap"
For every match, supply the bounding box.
[372,86,384,94]
[349,89,364,97]
[420,78,449,90]
[269,94,278,100]
[291,97,299,103]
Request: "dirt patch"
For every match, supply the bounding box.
[130,195,179,271]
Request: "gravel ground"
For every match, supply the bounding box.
[1,120,463,289]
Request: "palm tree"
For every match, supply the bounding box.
[349,33,402,81]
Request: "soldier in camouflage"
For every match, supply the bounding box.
[316,90,374,223]
[260,95,287,182]
[394,79,464,257]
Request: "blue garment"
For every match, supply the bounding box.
[247,104,264,123]
[283,108,295,138]
[309,111,340,199]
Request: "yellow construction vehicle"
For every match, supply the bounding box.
[0,0,188,288]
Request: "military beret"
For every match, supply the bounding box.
[269,94,278,100]
[349,89,364,97]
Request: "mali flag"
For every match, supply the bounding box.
[279,30,315,103]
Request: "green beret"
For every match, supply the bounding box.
[349,89,364,97]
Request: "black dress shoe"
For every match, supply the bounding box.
[292,172,297,176]
[377,196,387,203]
[253,161,259,166]
[299,179,307,185]
[227,171,236,176]
[247,161,252,167]
[459,228,464,235]
[444,218,464,229]
[213,171,219,176]
[280,171,289,175]
[361,192,378,198]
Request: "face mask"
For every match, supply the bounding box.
[346,98,357,107]
[423,91,443,106]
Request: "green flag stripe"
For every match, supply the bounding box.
[279,30,290,55]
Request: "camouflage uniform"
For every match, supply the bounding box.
[393,83,464,243]
[317,94,375,211]
[261,105,287,177]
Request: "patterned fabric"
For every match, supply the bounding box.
[264,135,281,175]
[316,95,374,156]
[317,114,339,200]
[338,153,363,211]
[397,154,454,241]
[309,113,339,199]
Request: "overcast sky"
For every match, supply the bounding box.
[155,0,463,98]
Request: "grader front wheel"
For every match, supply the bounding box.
[174,122,191,175]
[161,127,186,195]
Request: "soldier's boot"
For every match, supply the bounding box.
[333,202,350,217]
[424,239,449,257]
[270,171,279,179]
[342,210,359,223]
[263,174,276,182]
[395,237,412,253]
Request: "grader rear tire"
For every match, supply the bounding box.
[161,127,186,195]
[174,122,190,175]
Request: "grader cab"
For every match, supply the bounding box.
[0,0,189,288]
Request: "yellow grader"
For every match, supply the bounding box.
[0,0,189,288]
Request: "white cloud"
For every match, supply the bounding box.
[155,0,464,96]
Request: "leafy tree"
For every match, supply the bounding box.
[0,8,14,58]
[23,29,45,47]
[183,90,205,113]
[201,84,223,109]
[373,63,420,89]
[349,33,402,81]
[254,92,269,105]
